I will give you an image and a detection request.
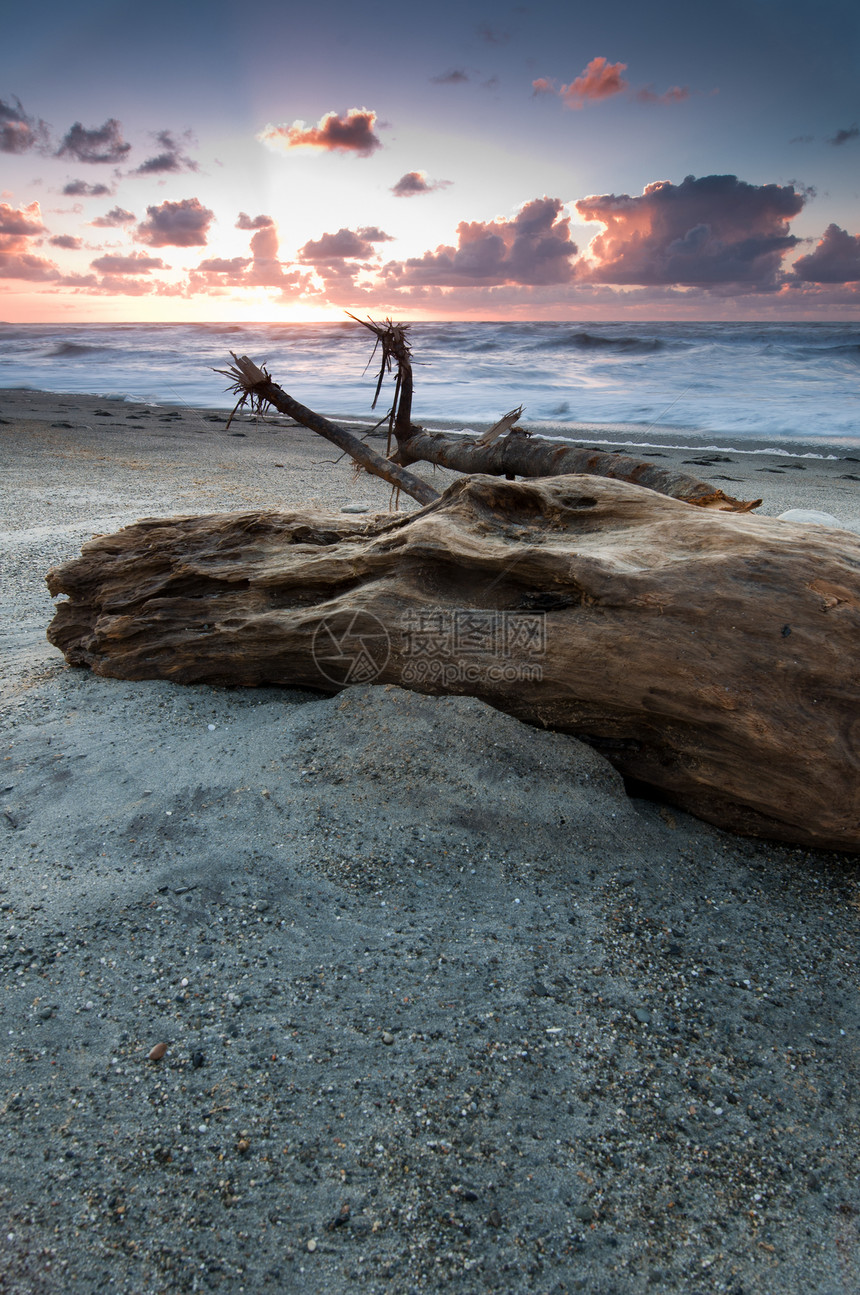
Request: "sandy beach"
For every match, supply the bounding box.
[1,388,859,1294]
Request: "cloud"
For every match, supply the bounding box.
[0,251,58,280]
[135,129,199,174]
[636,84,690,105]
[189,219,307,292]
[236,212,274,230]
[298,226,392,264]
[57,118,131,164]
[537,61,690,110]
[49,234,82,249]
[0,95,50,154]
[0,200,45,238]
[560,57,628,109]
[196,256,251,275]
[259,108,381,156]
[477,23,509,44]
[137,197,214,246]
[90,252,167,274]
[391,171,451,197]
[789,134,814,145]
[829,124,859,146]
[793,224,860,282]
[576,174,803,287]
[0,200,56,280]
[249,224,279,261]
[90,206,136,227]
[431,69,470,85]
[382,197,577,287]
[63,180,113,196]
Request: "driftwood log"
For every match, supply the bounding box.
[47,474,860,852]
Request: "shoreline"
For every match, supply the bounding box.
[2,386,859,526]
[1,384,859,1293]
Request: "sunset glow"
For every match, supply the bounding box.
[1,0,858,322]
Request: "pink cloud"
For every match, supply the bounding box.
[90,252,167,274]
[259,108,381,156]
[382,197,577,287]
[0,200,57,279]
[249,224,279,261]
[531,78,556,96]
[560,57,628,109]
[189,219,308,292]
[793,224,860,282]
[0,200,45,237]
[49,234,82,249]
[391,171,451,197]
[0,251,58,280]
[137,197,214,247]
[576,174,803,287]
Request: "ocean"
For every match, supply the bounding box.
[1,319,858,454]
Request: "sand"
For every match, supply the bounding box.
[1,388,859,1294]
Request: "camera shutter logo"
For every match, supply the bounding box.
[311,610,390,686]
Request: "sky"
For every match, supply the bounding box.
[1,0,859,322]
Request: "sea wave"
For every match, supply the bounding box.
[544,330,667,354]
[47,342,108,357]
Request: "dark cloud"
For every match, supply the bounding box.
[137,197,214,247]
[431,69,470,85]
[260,108,381,156]
[382,197,577,287]
[0,95,50,154]
[477,24,509,44]
[789,134,814,145]
[236,212,274,230]
[90,252,167,274]
[49,234,82,249]
[576,175,803,288]
[391,171,451,197]
[196,256,251,275]
[793,224,860,282]
[90,206,135,227]
[57,118,131,164]
[63,180,113,196]
[636,85,690,105]
[829,124,859,146]
[560,57,628,109]
[298,226,392,264]
[135,130,199,174]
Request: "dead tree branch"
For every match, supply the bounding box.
[217,321,761,512]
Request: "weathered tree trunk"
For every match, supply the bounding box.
[46,474,860,852]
